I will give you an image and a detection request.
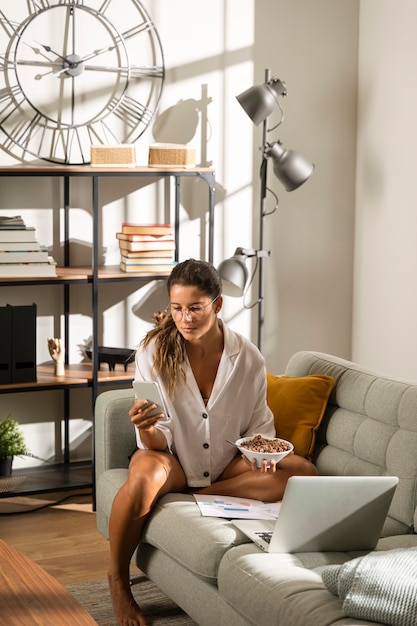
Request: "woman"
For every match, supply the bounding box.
[108,258,317,626]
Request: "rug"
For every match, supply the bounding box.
[65,575,198,626]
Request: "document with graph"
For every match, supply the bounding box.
[193,494,281,519]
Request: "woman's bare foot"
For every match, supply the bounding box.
[108,571,149,626]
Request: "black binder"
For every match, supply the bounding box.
[11,303,37,383]
[0,304,12,384]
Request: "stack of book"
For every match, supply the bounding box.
[0,216,57,277]
[116,223,176,273]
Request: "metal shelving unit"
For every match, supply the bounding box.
[0,165,216,497]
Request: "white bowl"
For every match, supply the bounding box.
[235,434,294,468]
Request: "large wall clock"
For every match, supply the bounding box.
[0,0,164,164]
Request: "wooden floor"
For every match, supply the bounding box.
[0,490,112,585]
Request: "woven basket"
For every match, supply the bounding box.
[148,143,195,167]
[90,145,136,166]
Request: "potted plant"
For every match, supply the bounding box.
[0,415,30,477]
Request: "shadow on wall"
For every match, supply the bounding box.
[152,86,227,223]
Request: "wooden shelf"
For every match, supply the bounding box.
[0,362,135,393]
[0,267,89,285]
[0,164,215,175]
[0,265,173,285]
[0,462,92,498]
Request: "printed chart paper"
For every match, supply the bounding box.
[194,494,281,519]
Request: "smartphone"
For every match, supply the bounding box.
[132,380,171,422]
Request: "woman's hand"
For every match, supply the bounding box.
[243,456,278,473]
[129,397,165,431]
[130,398,168,451]
[246,449,295,473]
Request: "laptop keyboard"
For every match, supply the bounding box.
[255,531,273,544]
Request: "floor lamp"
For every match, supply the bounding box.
[218,69,314,350]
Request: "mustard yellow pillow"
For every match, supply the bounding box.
[266,373,334,460]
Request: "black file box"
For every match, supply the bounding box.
[11,303,37,383]
[0,304,12,384]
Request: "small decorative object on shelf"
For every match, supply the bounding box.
[48,337,65,377]
[0,415,29,477]
[85,346,136,372]
[148,143,196,168]
[90,144,136,167]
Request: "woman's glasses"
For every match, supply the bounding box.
[167,296,219,320]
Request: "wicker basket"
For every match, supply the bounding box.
[90,145,136,167]
[148,143,196,167]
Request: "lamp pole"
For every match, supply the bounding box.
[231,67,313,351]
[257,68,271,351]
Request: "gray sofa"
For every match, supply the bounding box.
[95,350,417,626]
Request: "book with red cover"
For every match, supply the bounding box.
[116,232,174,242]
[121,223,172,235]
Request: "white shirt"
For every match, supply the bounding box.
[134,320,275,487]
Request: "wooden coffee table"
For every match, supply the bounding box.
[0,539,98,625]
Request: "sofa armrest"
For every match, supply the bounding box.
[94,388,136,485]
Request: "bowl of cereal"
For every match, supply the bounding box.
[235,434,294,468]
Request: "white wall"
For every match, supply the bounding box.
[253,0,358,371]
[0,0,359,463]
[353,0,417,381]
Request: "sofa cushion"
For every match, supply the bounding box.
[217,543,362,626]
[141,494,250,583]
[285,351,417,536]
[321,547,417,626]
[266,373,334,459]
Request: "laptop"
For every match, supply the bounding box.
[233,475,398,553]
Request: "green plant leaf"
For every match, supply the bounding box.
[0,415,30,459]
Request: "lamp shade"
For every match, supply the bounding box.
[217,251,249,297]
[266,142,314,191]
[236,78,287,126]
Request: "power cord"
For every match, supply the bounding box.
[0,491,92,515]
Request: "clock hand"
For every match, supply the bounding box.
[35,41,66,61]
[82,44,116,62]
[53,41,117,77]
[54,46,115,76]
[15,44,68,79]
[53,21,155,77]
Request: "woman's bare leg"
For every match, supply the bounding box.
[197,454,318,501]
[108,449,186,626]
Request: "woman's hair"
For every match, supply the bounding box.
[142,259,222,397]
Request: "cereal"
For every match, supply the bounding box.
[240,434,291,453]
